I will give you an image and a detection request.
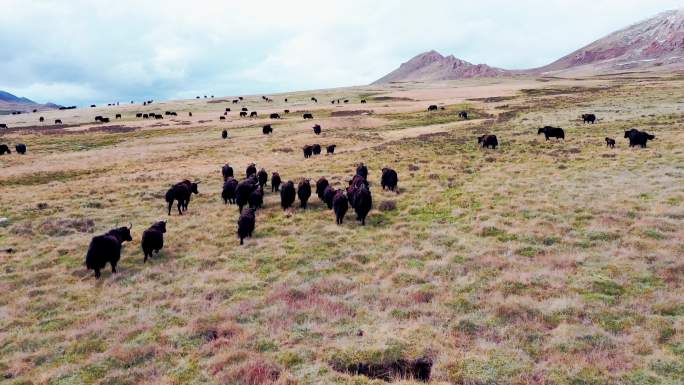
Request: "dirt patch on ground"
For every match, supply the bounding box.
[330,110,374,117]
[372,96,415,102]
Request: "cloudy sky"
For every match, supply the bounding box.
[0,0,681,105]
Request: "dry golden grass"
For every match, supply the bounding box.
[1,75,683,385]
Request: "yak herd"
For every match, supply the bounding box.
[0,96,660,279]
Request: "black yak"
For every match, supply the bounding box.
[143,114,149,119]
[624,129,655,148]
[315,177,329,200]
[15,144,27,154]
[39,117,44,122]
[313,124,322,135]
[381,168,398,192]
[478,135,498,149]
[222,177,238,204]
[249,186,264,210]
[237,208,256,245]
[225,108,231,112]
[361,100,367,104]
[270,172,282,192]
[220,116,226,121]
[95,116,104,122]
[311,97,318,103]
[459,111,469,120]
[297,178,311,209]
[141,221,166,263]
[263,124,273,135]
[0,144,10,154]
[222,163,234,180]
[303,145,313,158]
[246,163,257,178]
[323,185,336,209]
[333,190,348,225]
[351,185,372,225]
[326,144,336,154]
[235,179,257,213]
[270,113,280,119]
[582,114,597,124]
[250,111,258,117]
[240,111,247,117]
[55,119,62,124]
[284,109,290,114]
[538,126,565,140]
[115,114,122,119]
[222,129,228,139]
[241,107,248,112]
[605,137,616,148]
[257,168,268,189]
[0,123,6,128]
[165,180,200,215]
[350,174,369,189]
[136,113,143,118]
[356,163,368,180]
[280,181,296,210]
[85,224,133,278]
[312,144,321,155]
[428,105,438,111]
[303,113,314,119]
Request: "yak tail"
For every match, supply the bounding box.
[164,188,175,203]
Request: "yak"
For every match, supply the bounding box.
[222,163,234,180]
[381,168,398,192]
[311,97,318,103]
[303,145,313,159]
[280,181,296,210]
[326,144,336,154]
[263,124,273,135]
[55,119,63,124]
[257,168,268,189]
[222,129,228,139]
[246,163,257,178]
[15,144,27,154]
[323,185,336,209]
[165,180,200,215]
[315,177,329,200]
[605,137,616,148]
[313,124,322,135]
[240,111,247,117]
[312,144,321,155]
[459,111,469,120]
[582,114,597,124]
[478,134,498,149]
[141,221,166,263]
[237,208,256,245]
[351,185,372,225]
[0,144,10,154]
[428,105,438,111]
[270,113,280,119]
[85,224,133,278]
[624,129,655,148]
[249,186,264,210]
[250,111,258,117]
[241,107,248,112]
[271,172,282,192]
[222,177,238,204]
[538,126,565,140]
[235,179,257,213]
[297,178,312,209]
[333,190,348,225]
[115,114,122,119]
[303,113,314,119]
[356,163,368,180]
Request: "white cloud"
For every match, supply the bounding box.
[0,0,681,104]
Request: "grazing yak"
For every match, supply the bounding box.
[323,185,336,209]
[240,111,248,117]
[232,99,239,104]
[226,108,231,112]
[222,163,234,180]
[249,186,264,210]
[624,129,655,148]
[246,163,257,178]
[0,123,7,129]
[257,168,268,189]
[85,224,133,278]
[478,134,498,149]
[136,113,143,118]
[222,129,228,139]
[428,105,438,111]
[235,178,257,213]
[605,137,616,148]
[55,119,63,124]
[250,111,258,118]
[15,144,27,154]
[303,113,314,120]
[297,179,312,209]
[280,181,296,210]
[241,107,248,112]
[142,114,149,119]
[263,124,273,135]
[237,208,256,245]
[270,113,280,119]
[538,126,565,140]
[220,116,226,121]
[155,114,163,119]
[0,144,11,154]
[141,221,166,263]
[165,180,200,215]
[356,163,368,180]
[115,114,122,119]
[582,114,597,124]
[284,109,290,114]
[313,124,322,135]
[361,100,367,104]
[333,190,348,224]
[459,111,468,120]
[315,177,329,200]
[222,177,238,204]
[312,144,321,155]
[303,145,313,159]
[349,185,372,225]
[311,97,318,103]
[381,168,398,192]
[326,144,336,154]
[95,116,104,122]
[271,172,282,192]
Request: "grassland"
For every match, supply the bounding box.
[1,74,683,385]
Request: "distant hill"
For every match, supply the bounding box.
[0,90,60,113]
[374,9,684,83]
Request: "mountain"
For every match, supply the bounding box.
[374,9,684,83]
[537,9,684,73]
[372,50,510,84]
[0,90,60,113]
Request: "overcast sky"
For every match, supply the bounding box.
[0,0,681,105]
